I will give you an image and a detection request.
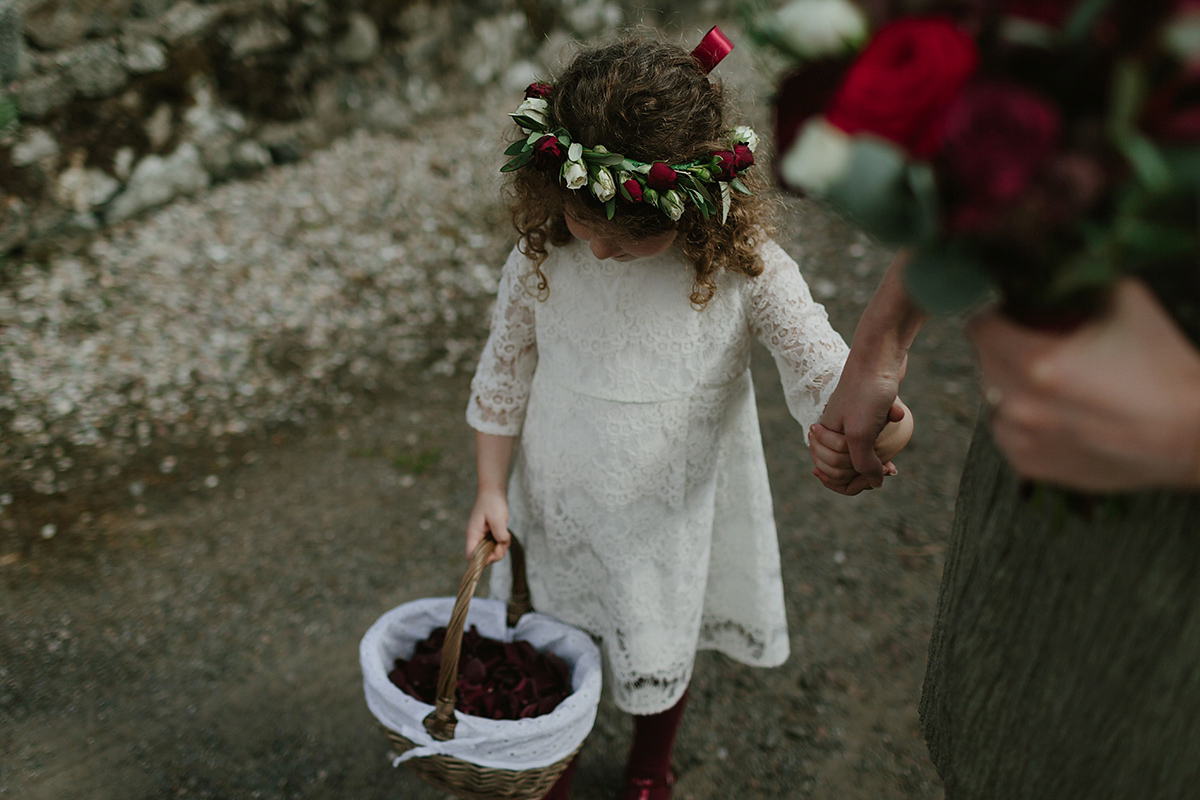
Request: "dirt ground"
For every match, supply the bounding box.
[0,204,979,799]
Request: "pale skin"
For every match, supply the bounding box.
[813,252,1200,495]
[466,211,912,564]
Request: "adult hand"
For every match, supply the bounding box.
[814,353,909,494]
[968,278,1200,491]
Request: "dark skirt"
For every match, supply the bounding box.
[920,421,1200,800]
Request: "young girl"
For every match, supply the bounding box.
[464,35,911,800]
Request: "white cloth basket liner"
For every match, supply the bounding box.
[361,596,602,770]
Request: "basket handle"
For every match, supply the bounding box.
[423,530,533,741]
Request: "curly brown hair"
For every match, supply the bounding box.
[504,36,775,308]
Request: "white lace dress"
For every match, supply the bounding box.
[467,238,849,714]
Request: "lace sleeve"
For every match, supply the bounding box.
[466,246,539,436]
[747,241,850,442]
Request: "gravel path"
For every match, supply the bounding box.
[1,96,513,503]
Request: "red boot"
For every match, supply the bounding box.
[542,755,580,800]
[619,690,688,800]
[620,770,676,800]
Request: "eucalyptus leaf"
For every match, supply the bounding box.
[1049,247,1116,297]
[1117,219,1195,261]
[905,244,995,315]
[1119,134,1173,194]
[823,138,923,244]
[730,177,751,195]
[509,114,546,131]
[504,140,528,156]
[500,149,533,173]
[605,198,616,220]
[584,152,626,166]
[1162,148,1200,191]
[1065,0,1117,44]
[720,182,732,225]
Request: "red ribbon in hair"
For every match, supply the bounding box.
[691,26,733,74]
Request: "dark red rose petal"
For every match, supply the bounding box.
[387,626,574,720]
[646,162,678,191]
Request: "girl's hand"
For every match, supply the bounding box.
[809,420,900,489]
[873,398,914,464]
[968,278,1200,491]
[465,488,512,564]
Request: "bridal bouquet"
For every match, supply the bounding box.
[756,0,1200,324]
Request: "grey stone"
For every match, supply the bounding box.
[113,145,134,179]
[59,41,128,99]
[197,129,234,176]
[22,0,135,49]
[157,0,221,45]
[55,156,121,211]
[0,0,18,84]
[183,78,245,143]
[562,0,623,37]
[364,94,410,132]
[144,102,173,149]
[15,71,73,118]
[461,12,529,86]
[225,18,292,59]
[11,126,59,168]
[332,12,378,65]
[0,195,29,253]
[107,141,209,221]
[501,59,540,95]
[232,139,271,171]
[120,35,167,74]
[300,3,328,39]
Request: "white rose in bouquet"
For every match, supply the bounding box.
[779,116,852,196]
[772,0,868,60]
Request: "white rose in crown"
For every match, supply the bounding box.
[515,97,549,128]
[591,168,616,202]
[732,125,759,152]
[779,116,852,196]
[771,0,869,60]
[563,160,588,190]
[660,189,686,221]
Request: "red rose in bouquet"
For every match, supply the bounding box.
[823,16,978,159]
[939,81,1062,233]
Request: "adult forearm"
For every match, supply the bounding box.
[476,431,515,494]
[849,249,928,367]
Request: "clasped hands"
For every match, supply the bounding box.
[812,279,1200,495]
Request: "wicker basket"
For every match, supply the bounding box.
[380,534,585,800]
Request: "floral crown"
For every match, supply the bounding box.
[501,81,759,224]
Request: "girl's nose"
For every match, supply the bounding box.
[589,237,624,260]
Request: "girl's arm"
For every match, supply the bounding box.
[466,432,515,564]
[816,250,928,495]
[463,246,538,562]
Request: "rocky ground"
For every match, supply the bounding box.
[0,28,980,800]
